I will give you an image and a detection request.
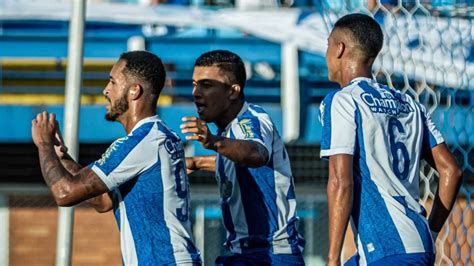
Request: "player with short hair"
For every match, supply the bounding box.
[321,13,463,265]
[31,51,201,265]
[181,50,305,265]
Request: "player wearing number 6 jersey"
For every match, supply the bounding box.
[31,51,201,265]
[321,14,463,266]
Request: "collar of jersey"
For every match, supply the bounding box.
[348,77,375,86]
[130,115,159,133]
[220,101,249,135]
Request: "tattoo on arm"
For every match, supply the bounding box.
[78,168,108,196]
[38,145,109,206]
[38,145,72,188]
[59,153,82,175]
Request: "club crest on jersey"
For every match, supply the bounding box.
[97,136,128,166]
[238,119,255,139]
[361,91,413,115]
[164,137,185,160]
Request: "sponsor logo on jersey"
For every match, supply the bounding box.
[164,137,185,160]
[361,91,413,115]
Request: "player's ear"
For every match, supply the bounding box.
[129,84,142,100]
[229,84,241,101]
[336,41,345,59]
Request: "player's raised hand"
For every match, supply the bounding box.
[31,111,58,148]
[180,116,216,150]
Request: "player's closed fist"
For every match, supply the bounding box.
[32,111,58,147]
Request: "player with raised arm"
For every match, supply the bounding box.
[31,51,201,265]
[321,13,463,265]
[181,50,305,265]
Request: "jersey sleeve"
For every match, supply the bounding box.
[418,103,444,152]
[88,123,157,190]
[320,90,357,158]
[232,112,274,157]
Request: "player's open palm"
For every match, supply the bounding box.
[31,111,58,148]
[180,116,216,150]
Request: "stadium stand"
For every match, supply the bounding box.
[0,16,471,173]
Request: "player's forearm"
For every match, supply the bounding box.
[210,136,268,167]
[59,153,82,175]
[327,155,354,263]
[428,166,463,232]
[327,176,353,263]
[426,144,463,232]
[37,144,73,189]
[38,144,81,206]
[192,155,216,172]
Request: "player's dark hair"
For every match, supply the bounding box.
[194,50,246,99]
[119,51,166,108]
[334,13,384,60]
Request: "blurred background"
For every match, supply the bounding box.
[0,0,472,265]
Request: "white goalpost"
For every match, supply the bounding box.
[56,0,86,264]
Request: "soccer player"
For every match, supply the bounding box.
[321,13,463,265]
[31,51,201,265]
[181,50,305,265]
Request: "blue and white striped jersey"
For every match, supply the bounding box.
[320,77,444,264]
[89,116,201,265]
[216,102,305,255]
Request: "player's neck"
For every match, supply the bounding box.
[215,100,244,131]
[340,65,373,88]
[119,108,156,134]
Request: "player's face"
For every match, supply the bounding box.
[103,60,130,121]
[192,66,233,123]
[326,31,338,83]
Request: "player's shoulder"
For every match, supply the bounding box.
[344,77,380,97]
[131,116,180,144]
[232,103,275,138]
[236,102,271,122]
[244,103,268,117]
[155,118,182,142]
[121,117,158,144]
[322,86,358,110]
[247,103,267,114]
